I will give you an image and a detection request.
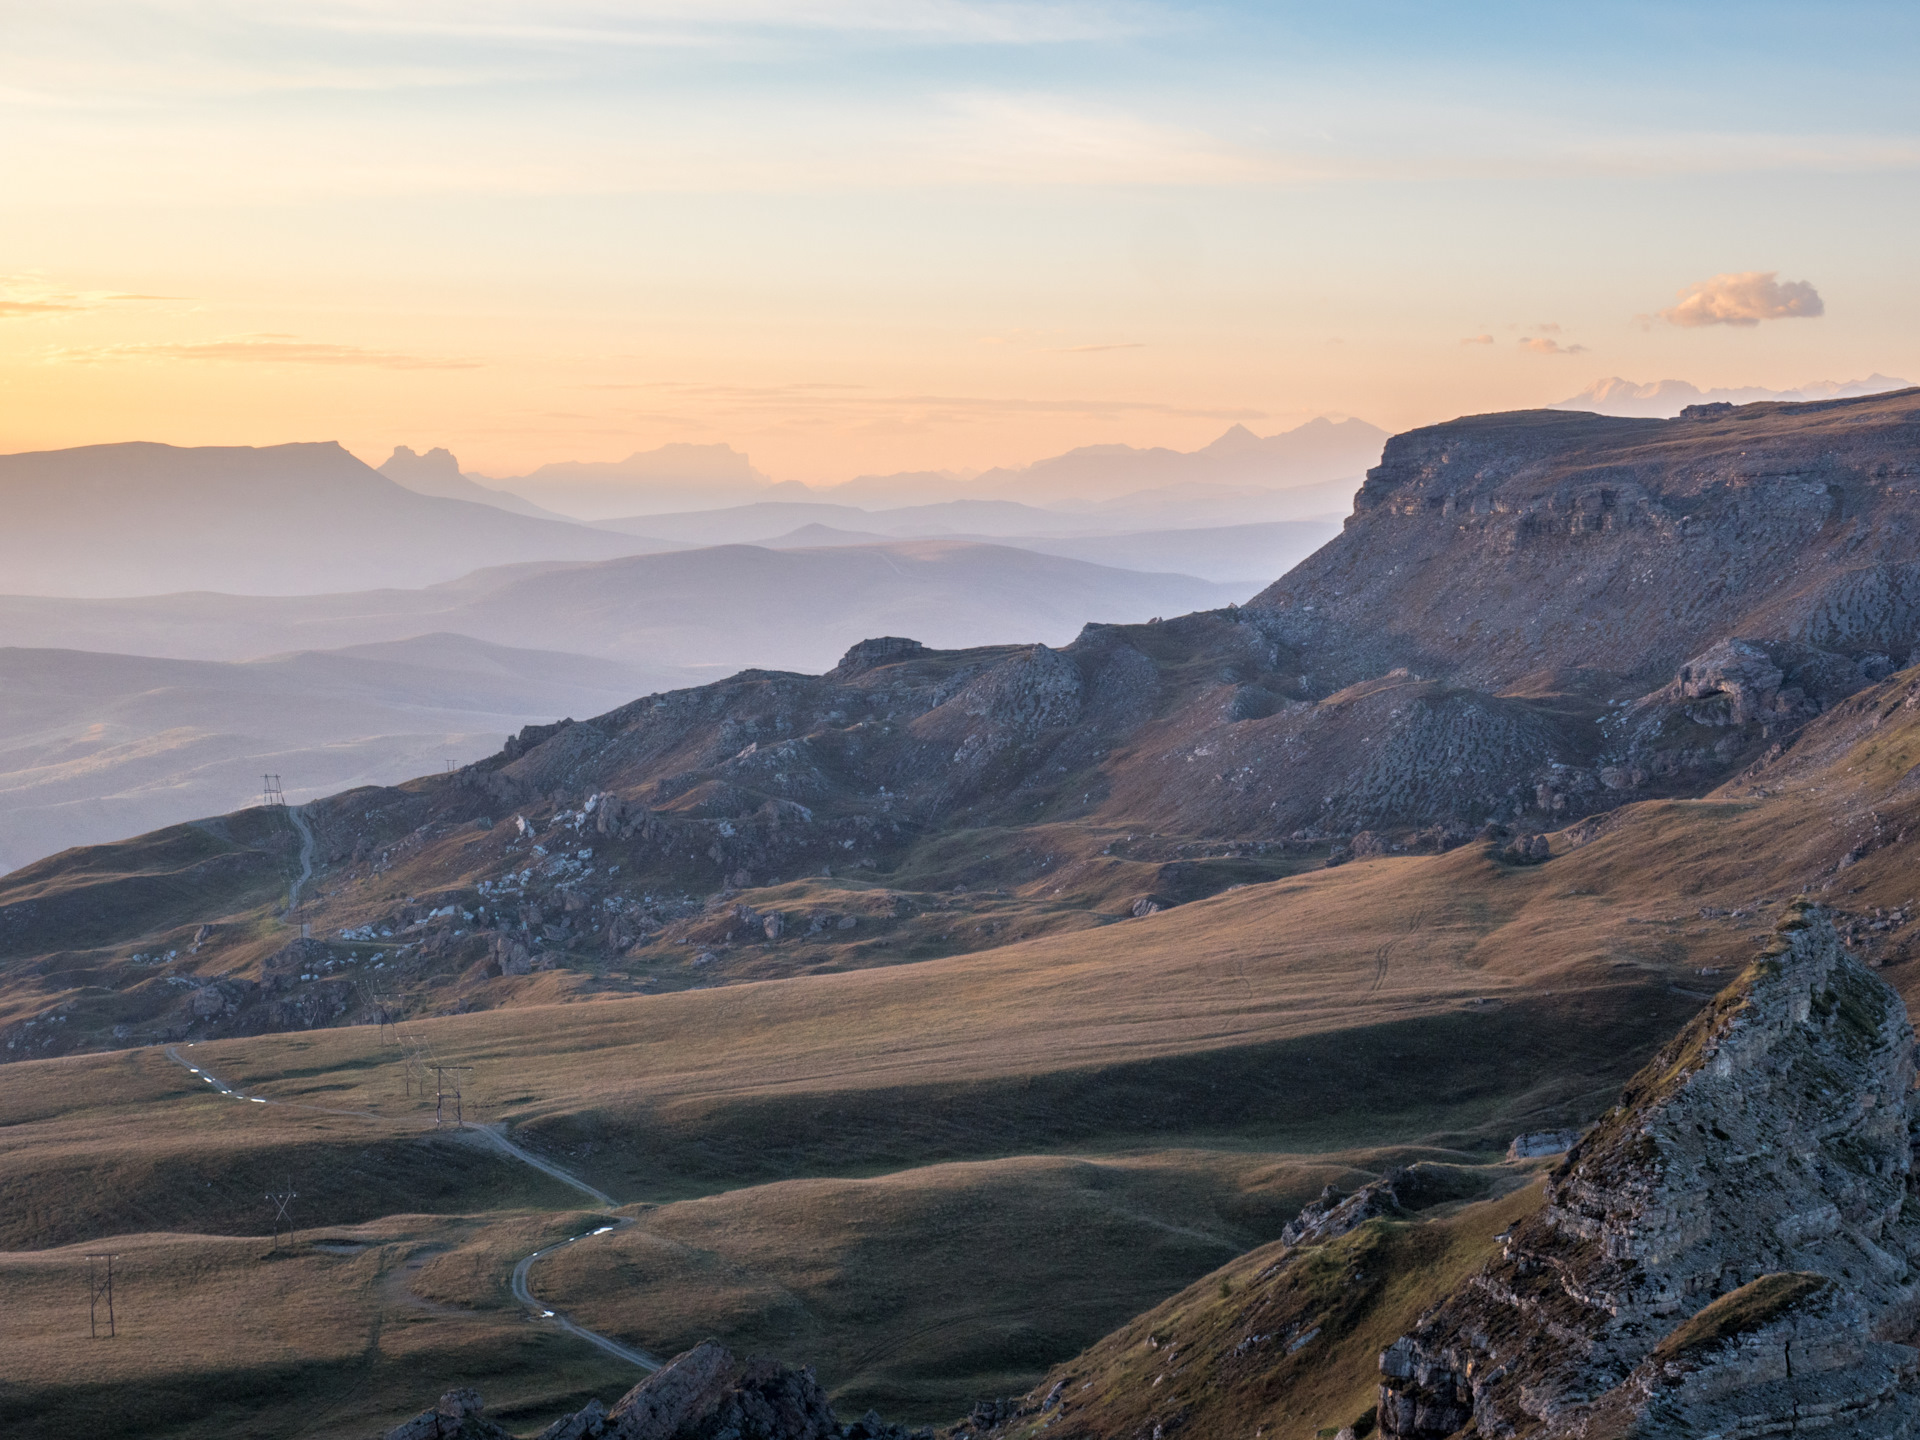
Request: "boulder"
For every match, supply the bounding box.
[385,1389,512,1440]
[589,1340,837,1439]
[1504,1128,1578,1160]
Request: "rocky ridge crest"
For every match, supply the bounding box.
[1378,906,1920,1438]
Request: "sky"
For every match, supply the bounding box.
[1,1,1916,482]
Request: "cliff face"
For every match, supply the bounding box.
[1251,390,1920,694]
[1378,907,1920,1438]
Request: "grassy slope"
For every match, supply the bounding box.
[10,670,1920,1433]
[0,1215,639,1440]
[998,1180,1550,1440]
[540,1147,1457,1418]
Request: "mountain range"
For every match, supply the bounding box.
[1554,372,1910,418]
[437,417,1387,522]
[0,441,648,598]
[16,389,1920,1438]
[0,540,1242,865]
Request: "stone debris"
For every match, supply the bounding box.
[1498,833,1551,864]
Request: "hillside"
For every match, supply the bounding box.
[12,651,1920,1435]
[610,508,1343,585]
[818,417,1387,510]
[1253,388,1920,690]
[0,541,1244,669]
[0,637,668,872]
[969,905,1920,1440]
[0,442,649,597]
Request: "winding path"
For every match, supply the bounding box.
[161,1043,657,1373]
[284,804,317,916]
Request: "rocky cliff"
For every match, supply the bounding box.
[1377,905,1920,1438]
[1253,390,1920,690]
[949,907,1920,1440]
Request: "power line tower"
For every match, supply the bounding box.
[429,1065,474,1128]
[86,1253,119,1338]
[262,774,286,807]
[265,1180,297,1251]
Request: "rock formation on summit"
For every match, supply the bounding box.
[1253,391,1920,688]
[1377,906,1920,1438]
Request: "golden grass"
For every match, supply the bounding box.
[17,699,1920,1434]
[537,1147,1438,1420]
[0,1215,640,1440]
[1009,1180,1548,1440]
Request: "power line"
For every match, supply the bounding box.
[86,1253,120,1338]
[430,1065,474,1128]
[265,1180,297,1251]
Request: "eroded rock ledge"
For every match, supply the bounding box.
[1378,904,1920,1439]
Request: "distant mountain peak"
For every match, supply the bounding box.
[381,444,462,479]
[1555,373,1911,419]
[1199,422,1264,455]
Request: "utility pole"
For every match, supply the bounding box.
[265,1180,297,1251]
[429,1065,473,1128]
[262,774,286,807]
[87,1253,119,1338]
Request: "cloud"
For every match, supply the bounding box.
[0,298,81,317]
[1658,271,1824,328]
[0,283,182,319]
[1460,334,1493,346]
[51,335,480,369]
[1053,341,1147,353]
[1520,337,1588,355]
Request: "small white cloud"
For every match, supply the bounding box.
[1460,333,1494,346]
[1052,341,1147,353]
[1658,271,1823,328]
[1520,337,1588,355]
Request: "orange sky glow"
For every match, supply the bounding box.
[2,3,1915,482]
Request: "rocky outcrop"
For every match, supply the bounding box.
[386,1389,513,1440]
[1376,905,1920,1439]
[526,1341,840,1440]
[1281,1165,1494,1248]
